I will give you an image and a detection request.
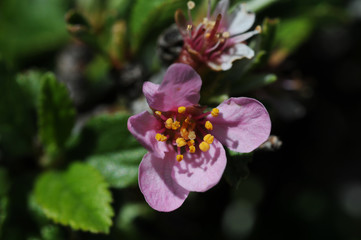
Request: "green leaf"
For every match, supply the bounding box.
[223,150,253,188]
[38,73,76,157]
[67,113,139,159]
[34,162,114,233]
[87,148,147,188]
[129,0,184,53]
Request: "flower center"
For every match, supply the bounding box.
[154,106,219,162]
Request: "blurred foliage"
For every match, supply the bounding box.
[0,168,9,238]
[0,0,69,67]
[0,0,359,239]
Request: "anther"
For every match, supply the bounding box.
[187,139,195,146]
[172,121,180,130]
[211,108,219,117]
[199,141,210,152]
[155,111,162,116]
[187,1,195,9]
[176,154,184,162]
[178,106,186,114]
[203,134,214,144]
[165,118,173,129]
[155,133,167,142]
[255,25,262,33]
[187,24,193,31]
[188,131,196,140]
[222,31,230,38]
[184,116,191,124]
[180,127,189,139]
[176,137,187,147]
[205,121,213,130]
[189,145,196,153]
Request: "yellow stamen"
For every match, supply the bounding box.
[203,134,214,144]
[176,154,184,162]
[205,32,211,38]
[176,137,187,147]
[172,121,180,130]
[205,121,213,130]
[155,111,162,116]
[189,145,195,153]
[199,141,210,152]
[155,133,167,142]
[187,139,195,146]
[211,108,219,117]
[178,106,186,114]
[165,118,173,129]
[180,127,189,139]
[187,24,193,31]
[188,130,196,140]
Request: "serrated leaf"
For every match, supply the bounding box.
[38,73,76,157]
[67,113,139,159]
[34,163,114,233]
[129,0,184,53]
[87,148,147,188]
[224,150,253,188]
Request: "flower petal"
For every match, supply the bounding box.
[228,4,255,35]
[212,0,230,20]
[143,63,202,111]
[127,111,168,158]
[207,97,271,153]
[230,29,260,44]
[143,81,159,105]
[208,43,254,71]
[139,152,189,212]
[171,139,226,192]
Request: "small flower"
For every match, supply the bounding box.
[128,63,271,211]
[175,0,260,71]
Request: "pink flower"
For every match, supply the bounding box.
[128,63,271,211]
[176,0,260,71]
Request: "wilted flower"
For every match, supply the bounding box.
[128,63,271,211]
[175,0,260,71]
